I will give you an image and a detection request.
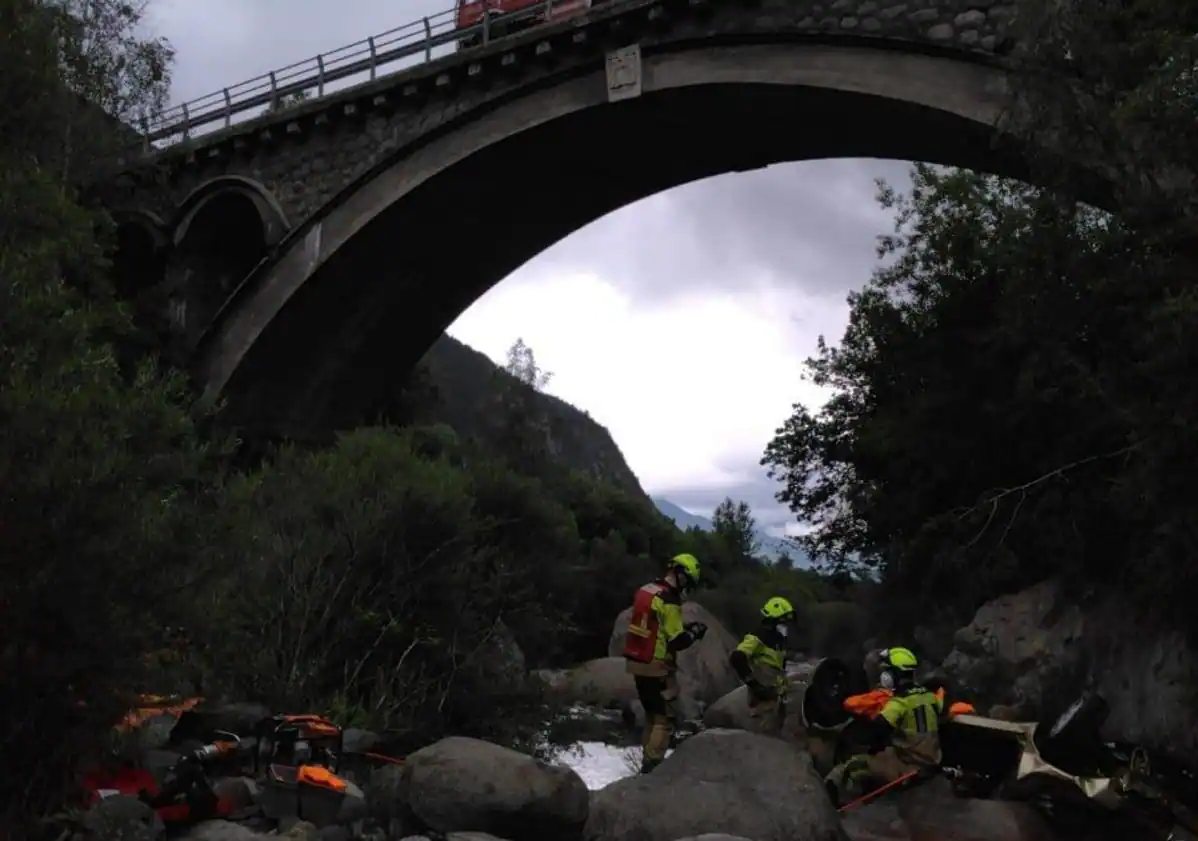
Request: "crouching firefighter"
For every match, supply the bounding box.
[825,646,943,807]
[621,553,707,774]
[729,596,796,736]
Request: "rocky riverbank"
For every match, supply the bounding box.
[74,577,1198,841]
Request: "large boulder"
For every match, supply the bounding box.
[840,800,910,841]
[382,736,589,841]
[176,821,276,840]
[839,779,1057,841]
[702,658,868,774]
[584,729,844,841]
[940,578,1198,754]
[479,619,526,683]
[608,602,739,708]
[77,795,164,841]
[894,778,1056,841]
[561,657,639,707]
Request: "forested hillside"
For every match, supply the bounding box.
[415,335,646,498]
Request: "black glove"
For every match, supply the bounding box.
[686,621,707,641]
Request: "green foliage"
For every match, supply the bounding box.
[711,497,761,564]
[0,0,215,832]
[504,337,553,391]
[764,160,1198,632]
[199,427,554,751]
[761,0,1198,638]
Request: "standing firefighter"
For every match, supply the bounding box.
[621,553,707,773]
[729,596,796,736]
[825,646,944,806]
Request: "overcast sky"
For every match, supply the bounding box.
[148,0,912,538]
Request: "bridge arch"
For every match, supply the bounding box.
[195,41,1031,439]
[172,175,290,249]
[110,209,168,298]
[163,177,292,348]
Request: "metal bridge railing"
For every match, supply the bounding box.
[142,1,589,149]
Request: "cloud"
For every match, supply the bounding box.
[531,160,911,304]
[447,258,848,510]
[147,0,451,103]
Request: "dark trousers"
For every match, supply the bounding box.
[634,674,678,770]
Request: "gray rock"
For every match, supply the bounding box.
[342,727,381,754]
[584,729,841,841]
[399,736,589,841]
[175,820,263,841]
[79,795,164,841]
[940,578,1198,755]
[954,9,987,27]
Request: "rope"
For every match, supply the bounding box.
[837,769,922,814]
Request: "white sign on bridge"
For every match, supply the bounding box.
[606,44,643,103]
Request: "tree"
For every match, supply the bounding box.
[763,159,1198,632]
[1004,0,1198,227]
[505,337,553,391]
[15,0,174,179]
[711,497,761,565]
[0,0,233,831]
[489,339,554,476]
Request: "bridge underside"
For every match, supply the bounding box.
[213,81,1030,441]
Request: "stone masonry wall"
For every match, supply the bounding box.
[124,0,1019,229]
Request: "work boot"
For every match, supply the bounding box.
[639,756,662,774]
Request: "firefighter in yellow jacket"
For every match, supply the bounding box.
[825,646,943,805]
[729,596,795,736]
[621,553,706,773]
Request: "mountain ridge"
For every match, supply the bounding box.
[651,496,811,567]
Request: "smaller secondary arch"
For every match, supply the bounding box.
[110,209,168,298]
[196,42,1015,412]
[172,175,291,249]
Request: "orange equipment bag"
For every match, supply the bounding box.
[621,582,666,664]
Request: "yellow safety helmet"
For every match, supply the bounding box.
[670,553,701,585]
[881,646,918,671]
[761,596,795,621]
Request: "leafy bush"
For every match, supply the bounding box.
[198,427,555,751]
[0,178,228,834]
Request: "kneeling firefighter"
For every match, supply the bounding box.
[621,553,707,774]
[825,646,943,806]
[729,596,796,736]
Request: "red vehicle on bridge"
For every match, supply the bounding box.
[456,0,597,49]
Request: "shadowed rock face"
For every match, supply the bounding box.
[840,778,1060,841]
[940,578,1198,757]
[585,728,845,841]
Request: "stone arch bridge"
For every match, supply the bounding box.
[109,0,1032,441]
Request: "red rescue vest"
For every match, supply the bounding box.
[622,582,667,664]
